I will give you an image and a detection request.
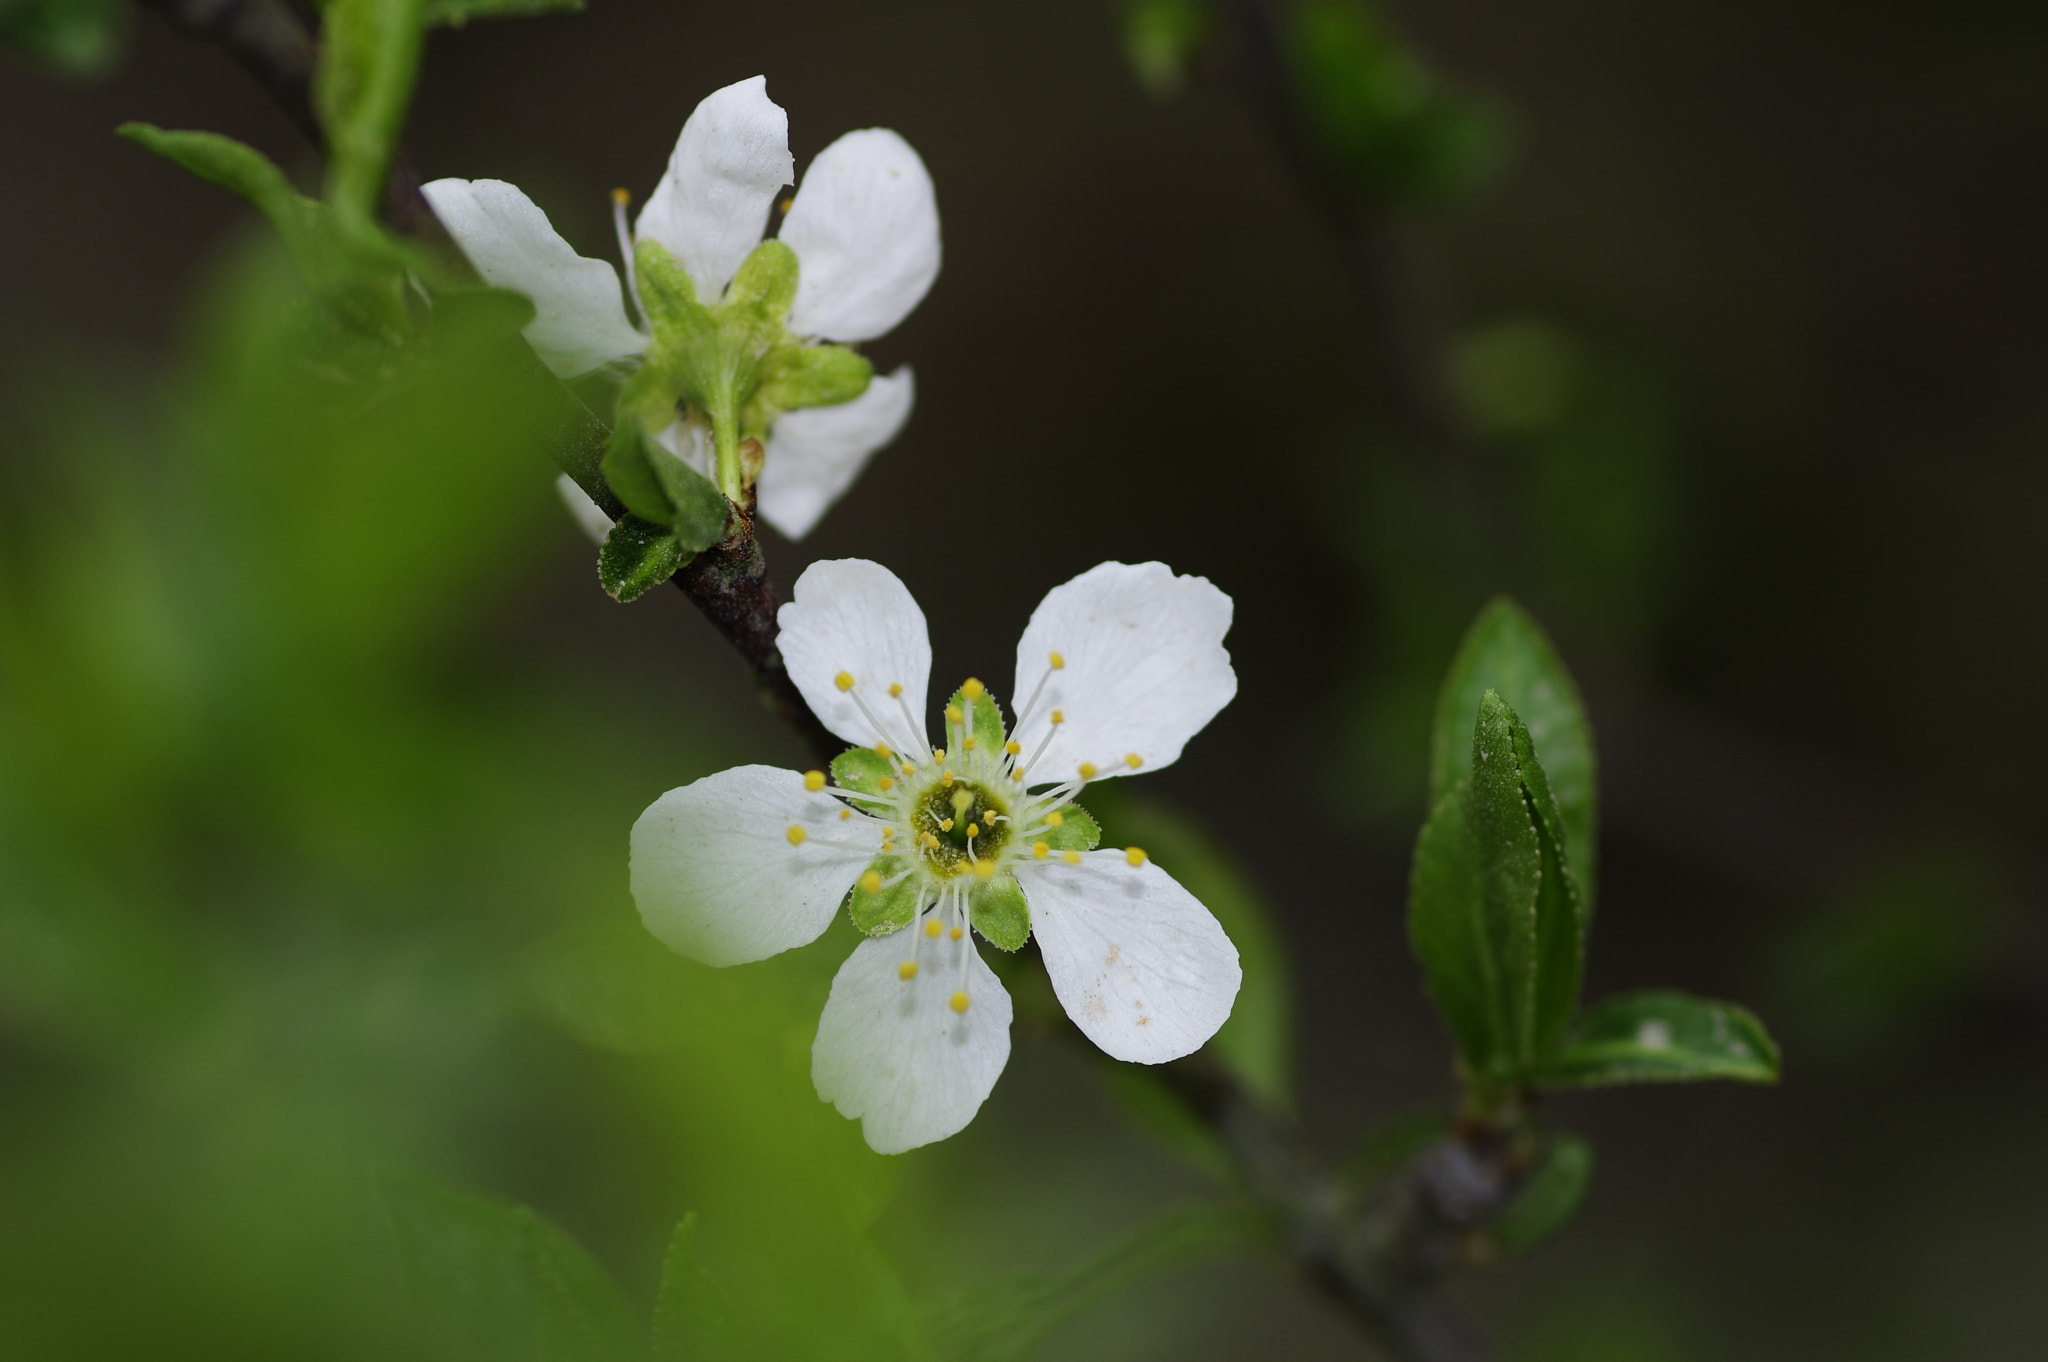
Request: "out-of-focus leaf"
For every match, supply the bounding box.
[1490,1132,1592,1256]
[1082,787,1292,1108]
[598,514,686,603]
[1096,1065,1229,1181]
[0,0,125,75]
[1431,596,1597,912]
[117,123,412,337]
[925,1204,1251,1362]
[1122,0,1209,100]
[316,0,428,226]
[653,1214,751,1362]
[378,1173,639,1362]
[1407,784,1494,1072]
[1283,0,1500,206]
[1533,991,1782,1088]
[1342,1107,1448,1184]
[425,0,582,26]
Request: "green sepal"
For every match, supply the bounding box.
[425,0,583,27]
[1489,1133,1593,1256]
[1531,991,1782,1089]
[1037,802,1101,852]
[945,683,1008,759]
[969,871,1031,952]
[831,746,899,796]
[315,0,428,229]
[597,515,686,602]
[633,238,707,334]
[1432,596,1597,914]
[745,343,873,430]
[722,239,800,341]
[848,857,918,936]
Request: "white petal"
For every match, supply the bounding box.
[635,76,794,302]
[776,559,932,751]
[780,129,941,342]
[651,419,714,481]
[555,473,613,545]
[1016,853,1240,1064]
[811,932,1012,1154]
[756,367,915,540]
[420,178,645,378]
[630,764,880,968]
[1009,562,1236,785]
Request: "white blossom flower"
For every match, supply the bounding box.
[630,559,1243,1154]
[422,76,939,539]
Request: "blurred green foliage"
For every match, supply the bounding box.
[0,0,124,76]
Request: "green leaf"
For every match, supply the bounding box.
[970,871,1031,952]
[831,746,899,796]
[1490,1132,1593,1256]
[598,419,675,525]
[849,857,919,936]
[378,1172,638,1362]
[1512,710,1585,1055]
[1532,991,1782,1089]
[652,1213,750,1362]
[924,1204,1251,1362]
[747,343,873,426]
[1079,788,1291,1108]
[0,0,126,75]
[649,443,731,554]
[1432,596,1597,913]
[1466,691,1542,1071]
[597,515,686,602]
[1408,783,1496,1073]
[425,0,582,27]
[315,0,429,226]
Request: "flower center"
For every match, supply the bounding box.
[911,778,1010,877]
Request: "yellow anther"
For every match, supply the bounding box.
[1126,846,1148,867]
[860,870,884,894]
[945,704,964,725]
[925,918,943,938]
[933,748,946,762]
[942,771,955,787]
[950,925,965,939]
[1005,740,1021,755]
[778,196,794,215]
[966,823,980,838]
[803,770,826,792]
[1049,652,1065,670]
[874,742,892,758]
[962,677,986,700]
[1077,762,1098,780]
[889,683,903,697]
[786,826,807,846]
[963,737,978,751]
[1033,841,1050,859]
[951,790,973,814]
[921,832,940,850]
[879,777,895,791]
[971,860,995,880]
[610,187,631,206]
[835,671,855,692]
[1062,850,1081,865]
[950,991,970,1014]
[839,809,851,820]
[1046,811,1065,827]
[1125,753,1143,770]
[898,961,918,980]
[1050,709,1064,724]
[901,763,916,777]
[939,818,954,832]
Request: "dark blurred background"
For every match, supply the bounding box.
[4,1,2046,1358]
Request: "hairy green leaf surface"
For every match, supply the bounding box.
[1512,711,1585,1053]
[597,515,686,602]
[1534,990,1782,1088]
[748,343,873,425]
[1431,597,1597,911]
